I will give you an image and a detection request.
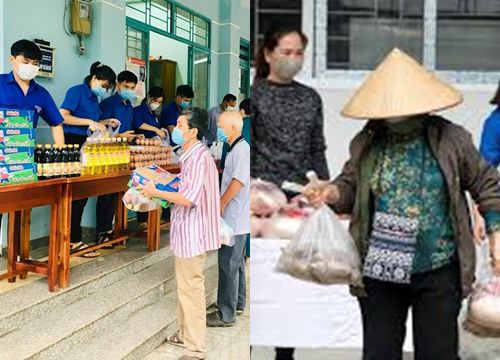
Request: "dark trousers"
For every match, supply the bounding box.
[275,347,295,360]
[217,234,247,322]
[359,262,462,360]
[96,194,116,236]
[65,133,88,244]
[136,207,170,224]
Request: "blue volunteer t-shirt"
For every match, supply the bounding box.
[61,82,101,136]
[132,102,160,138]
[99,92,133,133]
[0,72,64,127]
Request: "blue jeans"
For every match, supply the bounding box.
[217,234,247,322]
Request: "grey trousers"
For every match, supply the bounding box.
[217,233,247,322]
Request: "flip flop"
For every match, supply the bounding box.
[167,331,185,348]
[70,242,101,258]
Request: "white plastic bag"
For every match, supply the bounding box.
[122,187,159,212]
[220,218,235,246]
[276,205,362,286]
[464,240,500,337]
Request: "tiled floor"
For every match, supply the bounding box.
[143,263,250,360]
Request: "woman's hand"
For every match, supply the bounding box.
[489,231,500,276]
[118,130,135,140]
[136,181,158,199]
[303,182,340,208]
[88,120,107,133]
[100,118,121,127]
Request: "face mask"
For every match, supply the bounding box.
[149,102,161,111]
[120,89,136,102]
[274,57,304,81]
[217,127,229,143]
[91,85,106,97]
[180,101,190,109]
[172,127,187,145]
[16,63,39,81]
[226,106,237,111]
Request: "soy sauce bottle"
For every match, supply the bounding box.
[61,145,69,177]
[35,144,44,180]
[43,144,54,179]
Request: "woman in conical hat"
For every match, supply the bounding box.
[305,48,500,359]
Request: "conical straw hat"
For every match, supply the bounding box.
[341,48,463,120]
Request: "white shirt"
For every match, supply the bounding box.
[221,137,250,235]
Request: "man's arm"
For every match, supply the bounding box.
[221,179,244,213]
[50,124,65,146]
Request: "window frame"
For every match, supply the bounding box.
[301,0,500,85]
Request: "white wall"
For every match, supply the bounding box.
[149,31,189,88]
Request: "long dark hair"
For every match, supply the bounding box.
[84,61,116,88]
[254,27,308,81]
[491,81,500,105]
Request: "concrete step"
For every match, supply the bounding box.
[0,237,172,337]
[56,286,218,360]
[0,249,218,360]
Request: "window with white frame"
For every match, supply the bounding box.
[250,0,302,62]
[436,0,500,71]
[327,0,424,70]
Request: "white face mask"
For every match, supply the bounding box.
[226,106,237,111]
[149,102,161,111]
[16,63,40,81]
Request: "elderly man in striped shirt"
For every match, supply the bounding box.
[138,107,220,360]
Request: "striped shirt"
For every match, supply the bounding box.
[170,141,221,258]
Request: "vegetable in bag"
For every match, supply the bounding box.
[276,205,362,286]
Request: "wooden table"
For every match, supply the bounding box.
[0,179,65,292]
[0,165,181,292]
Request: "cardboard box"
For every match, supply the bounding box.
[0,163,37,185]
[0,109,33,128]
[0,128,36,147]
[0,147,35,165]
[128,164,180,208]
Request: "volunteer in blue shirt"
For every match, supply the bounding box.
[95,70,138,249]
[132,86,167,139]
[159,84,194,144]
[132,86,168,230]
[0,39,66,246]
[60,61,117,258]
[473,82,500,243]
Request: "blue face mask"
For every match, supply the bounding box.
[180,101,190,109]
[91,85,106,97]
[172,127,186,145]
[217,127,228,143]
[120,89,136,102]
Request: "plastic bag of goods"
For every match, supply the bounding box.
[128,164,180,209]
[464,277,500,337]
[276,205,362,286]
[220,218,235,246]
[256,206,313,240]
[250,179,287,216]
[123,187,159,212]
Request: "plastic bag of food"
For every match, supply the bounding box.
[276,205,362,285]
[122,187,159,212]
[464,241,500,337]
[220,218,235,246]
[464,277,500,337]
[250,179,287,216]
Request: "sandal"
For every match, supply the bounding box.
[70,242,101,258]
[167,331,185,348]
[96,231,115,249]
